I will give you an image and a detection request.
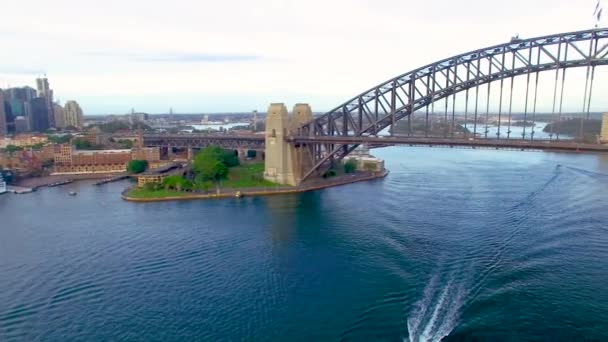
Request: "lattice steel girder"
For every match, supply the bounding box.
[143,134,265,150]
[297,28,608,181]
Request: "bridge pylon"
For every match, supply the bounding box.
[264,103,296,185]
[602,113,608,144]
[263,103,314,186]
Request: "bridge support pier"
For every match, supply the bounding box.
[291,104,314,183]
[263,103,314,186]
[237,148,248,160]
[167,146,175,160]
[187,147,194,161]
[264,103,297,185]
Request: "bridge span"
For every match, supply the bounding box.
[143,133,608,154]
[288,136,608,153]
[145,28,608,185]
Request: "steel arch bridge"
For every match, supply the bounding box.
[296,28,608,180]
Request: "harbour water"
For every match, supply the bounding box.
[1,147,607,341]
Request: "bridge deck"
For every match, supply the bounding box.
[289,136,608,153]
[144,133,608,153]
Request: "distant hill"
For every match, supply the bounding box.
[543,119,601,136]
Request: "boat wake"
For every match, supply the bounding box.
[405,270,467,342]
[405,165,566,341]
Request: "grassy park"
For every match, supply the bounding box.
[127,146,283,199]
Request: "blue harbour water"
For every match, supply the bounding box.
[1,147,607,341]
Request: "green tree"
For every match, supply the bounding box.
[162,175,192,191]
[118,139,134,149]
[47,134,72,144]
[73,138,103,150]
[31,143,45,150]
[344,160,357,173]
[127,160,148,173]
[192,146,234,181]
[222,150,240,167]
[195,158,228,181]
[5,145,23,154]
[143,181,159,191]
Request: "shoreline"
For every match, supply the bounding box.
[122,170,389,202]
[15,173,129,189]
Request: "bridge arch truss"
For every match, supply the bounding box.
[298,28,608,180]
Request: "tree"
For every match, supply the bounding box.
[192,146,233,181]
[127,160,148,173]
[73,138,103,150]
[5,145,23,154]
[344,160,357,173]
[221,150,240,167]
[194,158,228,181]
[162,175,192,191]
[47,134,72,144]
[143,181,159,191]
[118,139,134,149]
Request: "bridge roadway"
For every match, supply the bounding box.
[143,133,608,153]
[288,136,608,153]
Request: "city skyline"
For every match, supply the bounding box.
[1,0,607,114]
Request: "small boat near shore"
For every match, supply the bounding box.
[68,191,77,196]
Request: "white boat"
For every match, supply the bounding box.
[0,175,6,194]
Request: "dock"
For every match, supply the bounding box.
[94,175,131,186]
[47,179,74,187]
[6,185,34,194]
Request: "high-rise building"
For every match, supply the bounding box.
[64,101,84,129]
[5,87,37,133]
[30,98,51,132]
[53,103,65,129]
[36,78,51,98]
[36,77,55,128]
[6,86,37,102]
[0,90,7,136]
[14,116,29,133]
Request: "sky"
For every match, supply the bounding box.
[0,0,606,115]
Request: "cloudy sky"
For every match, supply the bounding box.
[0,0,605,114]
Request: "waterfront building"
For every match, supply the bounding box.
[137,174,166,188]
[345,145,385,172]
[36,77,55,128]
[0,89,7,136]
[0,134,48,148]
[53,145,131,174]
[13,134,48,147]
[131,147,160,162]
[29,98,51,132]
[601,112,608,144]
[63,101,84,129]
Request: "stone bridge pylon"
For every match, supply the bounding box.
[264,103,313,186]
